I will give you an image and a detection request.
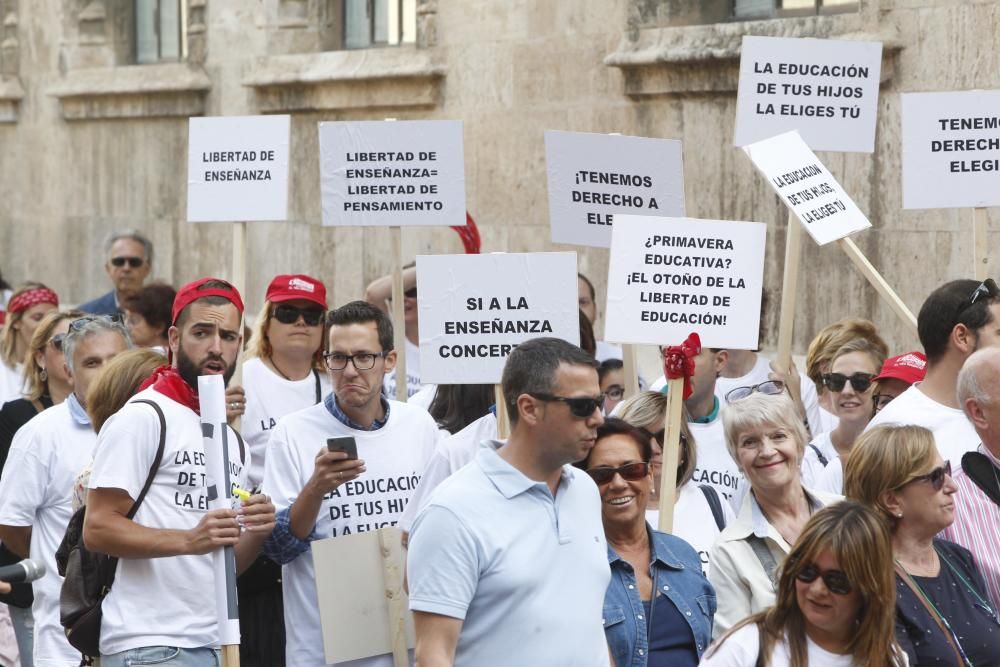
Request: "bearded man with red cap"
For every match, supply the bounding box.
[84,278,276,667]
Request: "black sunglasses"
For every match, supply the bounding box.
[822,372,875,393]
[404,287,418,298]
[604,385,625,400]
[110,256,145,268]
[905,461,953,492]
[586,462,650,486]
[725,380,785,403]
[529,392,604,418]
[69,313,124,332]
[640,427,688,450]
[273,304,325,326]
[49,333,66,352]
[796,564,853,595]
[954,278,999,322]
[872,393,895,412]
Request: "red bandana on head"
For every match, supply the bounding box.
[663,333,701,401]
[7,287,59,314]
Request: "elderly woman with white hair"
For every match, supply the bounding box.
[708,392,842,639]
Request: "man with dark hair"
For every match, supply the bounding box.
[0,315,131,667]
[79,230,154,316]
[868,278,1000,464]
[262,300,440,667]
[407,337,610,666]
[84,278,275,667]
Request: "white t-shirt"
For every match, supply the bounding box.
[398,412,499,532]
[407,383,438,412]
[263,400,439,667]
[700,623,872,667]
[88,389,249,655]
[818,405,839,433]
[0,361,24,405]
[800,431,836,490]
[816,454,845,495]
[0,401,95,666]
[671,483,736,577]
[241,358,331,489]
[383,338,422,398]
[689,416,743,505]
[595,340,622,362]
[865,382,979,465]
[713,354,823,438]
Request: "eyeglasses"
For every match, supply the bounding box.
[323,351,389,371]
[404,287,417,299]
[873,393,895,412]
[796,564,853,595]
[49,334,66,352]
[955,278,999,322]
[822,372,875,393]
[586,462,650,486]
[528,393,604,418]
[604,385,625,400]
[725,380,785,403]
[640,427,687,450]
[109,256,145,268]
[273,304,325,326]
[903,461,953,492]
[69,313,124,332]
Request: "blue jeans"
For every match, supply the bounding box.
[99,646,221,667]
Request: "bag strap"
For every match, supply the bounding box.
[893,561,968,667]
[699,484,726,531]
[961,451,1000,506]
[747,535,779,589]
[127,399,167,519]
[808,443,829,467]
[231,426,246,465]
[313,369,322,405]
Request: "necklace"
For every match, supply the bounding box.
[269,357,293,381]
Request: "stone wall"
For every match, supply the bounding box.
[1,0,998,358]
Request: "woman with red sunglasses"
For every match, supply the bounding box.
[576,417,715,667]
[845,424,1000,666]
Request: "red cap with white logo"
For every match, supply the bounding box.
[873,351,927,386]
[265,274,327,309]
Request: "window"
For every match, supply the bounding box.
[343,0,416,50]
[135,0,187,63]
[734,0,857,19]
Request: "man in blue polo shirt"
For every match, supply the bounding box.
[407,337,611,666]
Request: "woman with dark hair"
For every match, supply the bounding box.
[702,501,908,666]
[121,282,176,351]
[598,358,625,415]
[427,384,493,435]
[576,417,715,666]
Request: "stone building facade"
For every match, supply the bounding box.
[0,0,996,355]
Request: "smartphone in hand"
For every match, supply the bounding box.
[327,436,358,460]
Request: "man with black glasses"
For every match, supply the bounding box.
[868,278,1000,465]
[262,300,440,667]
[79,230,154,316]
[407,337,611,667]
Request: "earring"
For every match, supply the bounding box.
[39,368,47,382]
[896,513,903,518]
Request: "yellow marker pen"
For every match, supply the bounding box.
[233,487,251,502]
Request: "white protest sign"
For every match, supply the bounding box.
[417,252,580,384]
[544,130,685,248]
[319,120,465,227]
[734,36,882,153]
[605,215,766,350]
[743,130,871,245]
[902,90,1000,209]
[187,115,290,222]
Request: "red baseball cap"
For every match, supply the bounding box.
[171,277,245,325]
[874,351,927,386]
[266,274,327,309]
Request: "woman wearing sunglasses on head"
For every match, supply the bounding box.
[844,424,1000,666]
[576,417,715,667]
[615,391,735,577]
[701,500,908,666]
[709,392,842,640]
[799,338,884,493]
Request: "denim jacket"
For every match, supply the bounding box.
[603,525,716,667]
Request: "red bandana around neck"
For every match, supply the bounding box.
[139,365,200,414]
[663,332,701,401]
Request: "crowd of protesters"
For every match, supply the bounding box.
[0,230,998,667]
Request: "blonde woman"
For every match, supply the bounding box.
[702,500,908,666]
[0,282,59,404]
[616,390,734,575]
[710,393,841,638]
[845,424,1000,666]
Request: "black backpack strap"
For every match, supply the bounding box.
[962,451,1000,506]
[229,426,246,465]
[808,443,829,467]
[699,484,726,531]
[128,399,167,519]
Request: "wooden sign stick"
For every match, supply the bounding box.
[974,207,989,281]
[494,385,510,439]
[656,377,685,534]
[836,238,917,335]
[230,220,248,433]
[621,345,640,399]
[775,210,802,374]
[391,226,407,402]
[377,529,409,667]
